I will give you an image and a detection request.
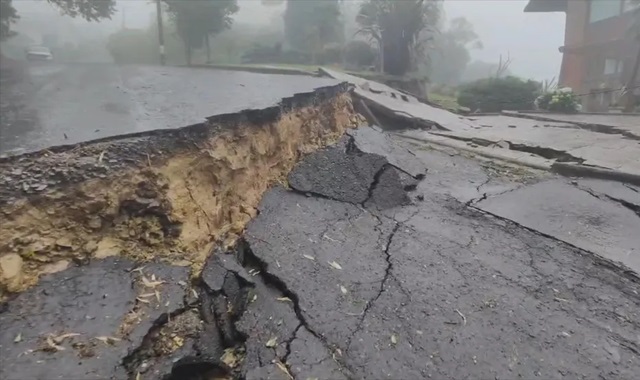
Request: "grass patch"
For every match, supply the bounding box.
[429,92,462,112]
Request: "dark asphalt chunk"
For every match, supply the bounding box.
[287,328,347,380]
[199,240,347,379]
[347,126,428,179]
[288,137,387,204]
[288,134,419,209]
[0,257,133,380]
[0,257,189,380]
[234,265,300,377]
[201,251,254,294]
[364,166,413,210]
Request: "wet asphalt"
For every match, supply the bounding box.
[0,63,338,156]
[1,125,639,379]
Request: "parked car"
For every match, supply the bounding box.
[26,46,53,61]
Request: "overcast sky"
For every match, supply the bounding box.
[444,0,565,81]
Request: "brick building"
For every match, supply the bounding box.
[525,0,639,110]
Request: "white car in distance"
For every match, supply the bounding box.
[26,46,54,61]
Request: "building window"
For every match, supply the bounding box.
[623,0,640,12]
[604,59,623,75]
[589,0,622,23]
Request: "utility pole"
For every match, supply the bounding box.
[156,0,166,65]
[624,44,640,113]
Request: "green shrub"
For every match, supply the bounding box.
[535,89,578,113]
[430,83,457,97]
[457,76,541,112]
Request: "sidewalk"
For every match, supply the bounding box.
[319,68,640,186]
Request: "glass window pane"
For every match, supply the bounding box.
[623,0,640,12]
[589,0,622,23]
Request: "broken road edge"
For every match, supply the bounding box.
[0,81,364,296]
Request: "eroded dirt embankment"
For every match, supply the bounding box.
[0,84,363,297]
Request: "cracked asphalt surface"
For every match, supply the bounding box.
[0,63,338,156]
[1,126,639,379]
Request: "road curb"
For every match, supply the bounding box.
[396,133,551,171]
[398,133,640,186]
[551,162,640,186]
[187,64,318,77]
[501,111,640,140]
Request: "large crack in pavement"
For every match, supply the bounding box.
[2,109,640,379]
[345,222,400,353]
[430,132,586,164]
[473,177,640,274]
[242,128,639,379]
[575,183,640,218]
[108,130,421,380]
[0,83,362,297]
[0,84,364,380]
[467,203,640,282]
[234,239,353,379]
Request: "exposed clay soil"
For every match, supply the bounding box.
[0,84,363,296]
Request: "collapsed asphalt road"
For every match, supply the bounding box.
[2,125,639,379]
[0,63,338,156]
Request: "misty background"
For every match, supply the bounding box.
[1,0,565,82]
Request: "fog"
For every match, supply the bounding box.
[445,0,565,81]
[232,0,566,81]
[5,0,565,81]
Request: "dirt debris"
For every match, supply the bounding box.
[0,87,363,297]
[0,253,23,292]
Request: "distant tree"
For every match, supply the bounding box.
[164,0,239,65]
[0,0,19,41]
[1,0,115,42]
[46,0,115,21]
[284,0,343,62]
[356,0,441,76]
[429,17,482,85]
